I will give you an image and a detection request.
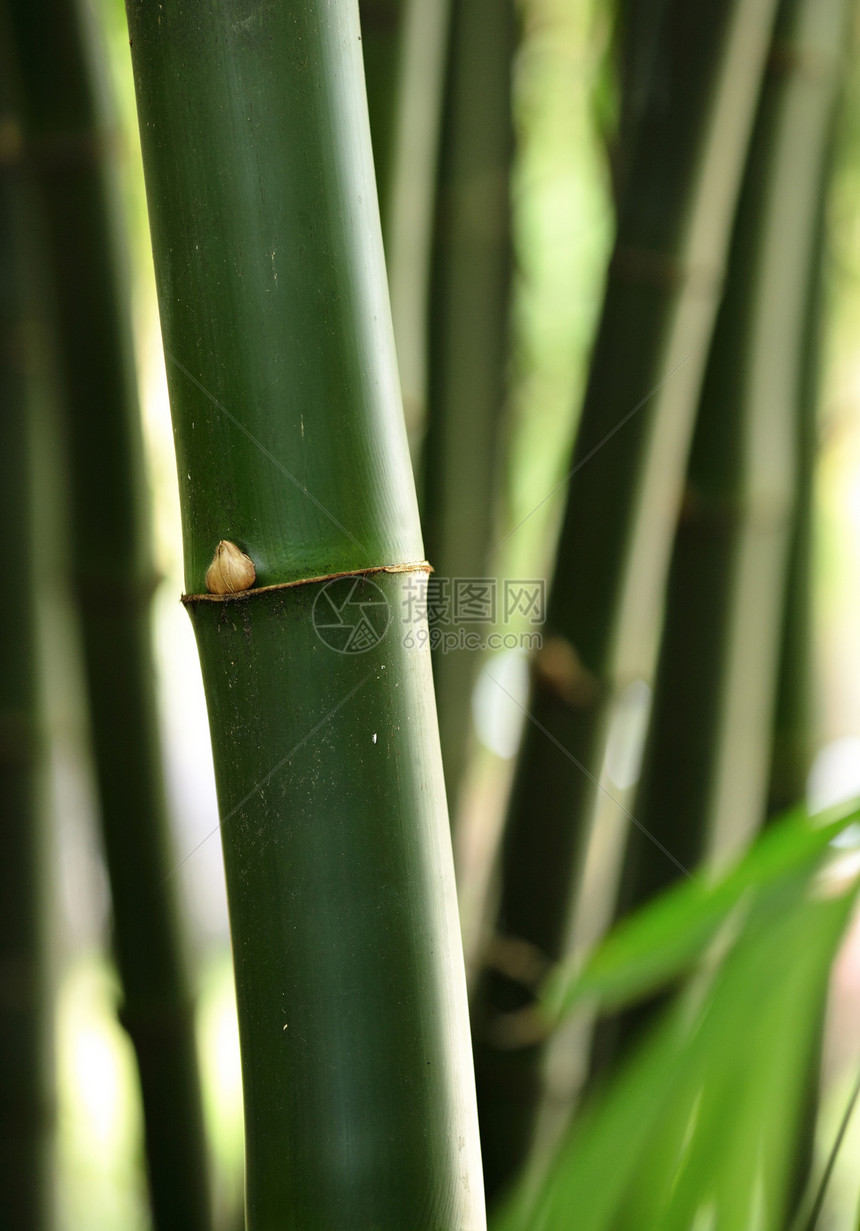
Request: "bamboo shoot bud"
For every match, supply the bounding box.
[205,540,256,594]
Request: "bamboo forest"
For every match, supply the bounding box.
[6,0,860,1228]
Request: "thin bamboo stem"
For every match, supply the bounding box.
[358,0,403,234]
[608,0,671,203]
[421,0,517,812]
[765,180,829,818]
[385,0,451,445]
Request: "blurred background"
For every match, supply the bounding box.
[14,0,860,1226]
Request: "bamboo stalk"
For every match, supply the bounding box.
[124,1,485,1226]
[385,0,451,445]
[360,0,453,450]
[765,183,829,818]
[765,32,840,1229]
[0,41,53,1229]
[4,0,212,1226]
[608,0,848,1041]
[421,0,517,812]
[358,0,402,233]
[470,0,781,1198]
[607,0,671,203]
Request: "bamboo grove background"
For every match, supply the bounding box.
[6,0,860,1228]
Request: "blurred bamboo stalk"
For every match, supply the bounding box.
[421,0,517,813]
[766,187,829,818]
[124,0,486,1225]
[604,0,849,1066]
[765,21,843,1227]
[0,34,53,1230]
[607,0,671,203]
[358,0,403,234]
[4,0,212,1226]
[385,0,451,447]
[470,0,781,1199]
[360,0,453,452]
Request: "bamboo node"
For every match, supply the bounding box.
[610,245,720,295]
[184,559,433,604]
[483,933,552,990]
[0,119,23,166]
[768,40,842,83]
[205,540,256,594]
[534,637,601,707]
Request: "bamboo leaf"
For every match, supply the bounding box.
[544,803,859,1020]
[492,816,859,1231]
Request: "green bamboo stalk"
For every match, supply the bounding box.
[765,459,814,816]
[359,0,452,448]
[607,0,848,1046]
[421,0,517,812]
[0,44,53,1231]
[470,0,780,1199]
[5,1,212,1226]
[385,0,450,444]
[765,40,841,1231]
[607,0,671,203]
[765,181,829,818]
[358,0,402,233]
[124,2,485,1227]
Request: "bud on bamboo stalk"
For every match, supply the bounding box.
[205,540,256,594]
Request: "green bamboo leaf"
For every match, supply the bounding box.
[492,829,858,1231]
[544,803,859,1020]
[659,893,847,1231]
